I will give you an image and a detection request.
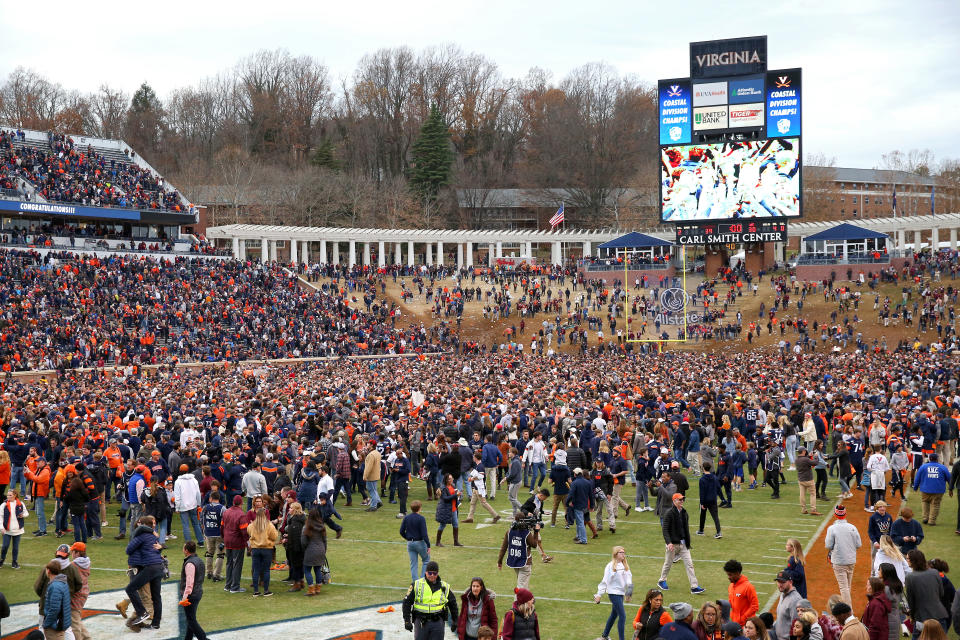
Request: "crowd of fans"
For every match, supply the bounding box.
[0,345,958,636]
[0,129,185,212]
[0,250,444,371]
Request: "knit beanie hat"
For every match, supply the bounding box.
[514,587,534,605]
[834,504,846,519]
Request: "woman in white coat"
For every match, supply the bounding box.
[0,488,27,568]
[594,545,633,640]
[872,535,911,583]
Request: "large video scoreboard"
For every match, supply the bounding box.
[658,36,802,230]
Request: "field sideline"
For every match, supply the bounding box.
[2,470,957,640]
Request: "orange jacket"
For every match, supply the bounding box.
[728,575,759,625]
[54,468,68,498]
[25,465,51,497]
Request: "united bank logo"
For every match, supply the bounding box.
[775,76,791,88]
[667,85,682,97]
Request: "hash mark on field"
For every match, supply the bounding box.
[340,537,784,566]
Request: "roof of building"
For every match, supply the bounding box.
[811,166,938,187]
[598,231,672,249]
[803,222,889,242]
[456,188,653,209]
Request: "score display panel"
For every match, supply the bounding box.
[675,221,787,245]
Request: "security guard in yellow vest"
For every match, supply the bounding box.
[402,560,458,640]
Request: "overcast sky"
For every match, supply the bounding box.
[1,0,957,169]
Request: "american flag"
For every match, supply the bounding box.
[549,204,565,228]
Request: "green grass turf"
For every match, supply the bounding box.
[2,471,957,640]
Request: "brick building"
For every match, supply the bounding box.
[803,166,958,221]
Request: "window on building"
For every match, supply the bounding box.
[852,196,858,204]
[852,209,858,217]
[841,197,845,203]
[852,183,858,189]
[864,197,870,204]
[876,198,883,205]
[840,183,845,189]
[841,209,846,216]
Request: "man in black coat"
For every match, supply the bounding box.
[657,492,704,594]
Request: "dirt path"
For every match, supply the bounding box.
[772,488,905,615]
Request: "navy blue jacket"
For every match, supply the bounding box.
[399,512,431,548]
[566,476,593,511]
[481,443,502,468]
[126,524,164,567]
[659,620,699,640]
[698,473,720,504]
[890,517,924,553]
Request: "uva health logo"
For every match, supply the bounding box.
[667,85,682,97]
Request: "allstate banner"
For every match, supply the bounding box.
[766,68,802,138]
[658,80,692,145]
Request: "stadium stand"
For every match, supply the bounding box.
[0,128,186,212]
[0,250,441,371]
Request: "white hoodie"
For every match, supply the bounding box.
[174,474,202,512]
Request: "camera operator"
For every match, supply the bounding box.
[516,489,554,565]
[497,514,539,589]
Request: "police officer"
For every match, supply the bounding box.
[402,560,458,640]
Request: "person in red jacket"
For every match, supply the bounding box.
[724,559,759,625]
[860,577,893,640]
[457,577,498,640]
[221,495,249,593]
[25,457,51,536]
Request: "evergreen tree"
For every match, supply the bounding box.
[310,137,341,171]
[410,104,453,203]
[124,82,164,152]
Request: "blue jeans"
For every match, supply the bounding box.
[604,593,627,640]
[407,540,429,583]
[1,533,20,563]
[785,435,798,464]
[179,510,205,543]
[34,496,46,533]
[251,548,272,592]
[157,516,168,541]
[56,499,69,533]
[458,472,473,498]
[529,462,546,490]
[71,513,88,542]
[635,482,649,508]
[574,509,586,543]
[333,477,351,505]
[366,481,381,508]
[303,565,324,586]
[10,466,25,495]
[437,512,459,532]
[119,498,131,535]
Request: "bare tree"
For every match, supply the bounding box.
[215,145,256,224]
[87,84,128,138]
[803,152,839,220]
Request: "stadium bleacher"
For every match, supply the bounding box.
[0,250,440,372]
[0,128,186,212]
